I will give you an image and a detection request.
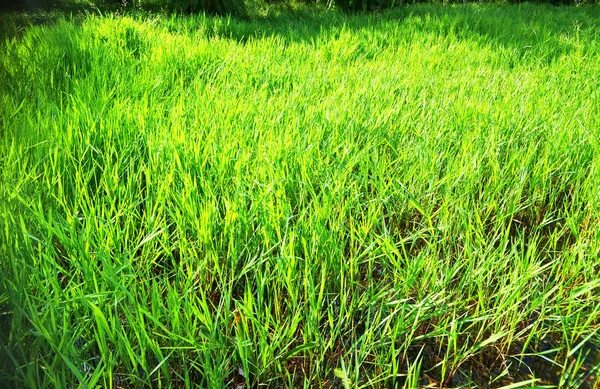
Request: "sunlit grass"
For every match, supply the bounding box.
[1,3,599,388]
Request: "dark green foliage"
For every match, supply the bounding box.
[0,0,52,11]
[96,0,125,5]
[334,0,401,12]
[171,0,247,16]
[3,0,599,16]
[332,0,599,13]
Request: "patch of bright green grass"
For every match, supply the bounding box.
[1,3,599,388]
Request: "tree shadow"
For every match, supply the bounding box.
[2,1,599,57]
[209,3,599,61]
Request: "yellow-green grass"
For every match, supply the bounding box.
[1,4,599,388]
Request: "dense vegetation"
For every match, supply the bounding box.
[1,3,600,388]
[2,0,600,16]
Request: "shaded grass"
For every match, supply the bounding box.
[1,3,600,388]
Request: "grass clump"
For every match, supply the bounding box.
[1,3,600,388]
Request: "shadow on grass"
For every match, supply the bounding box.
[1,1,599,51]
[0,303,14,386]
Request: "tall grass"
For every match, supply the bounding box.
[1,4,600,388]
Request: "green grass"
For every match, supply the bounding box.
[1,3,600,388]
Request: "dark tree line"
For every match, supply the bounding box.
[0,0,52,11]
[1,0,597,17]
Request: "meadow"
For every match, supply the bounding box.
[1,3,600,388]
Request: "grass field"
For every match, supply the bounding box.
[1,3,600,388]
